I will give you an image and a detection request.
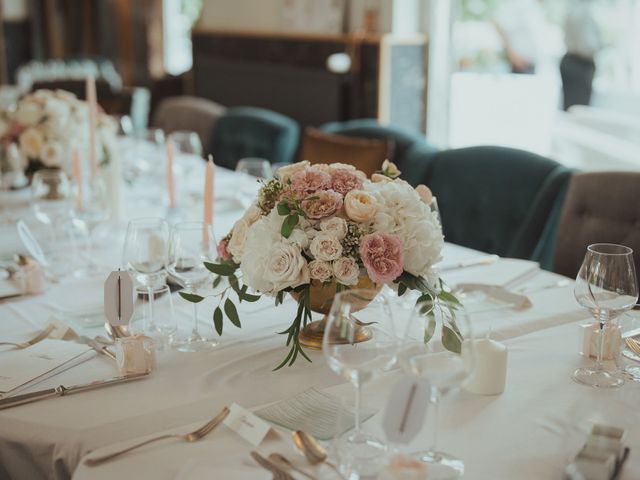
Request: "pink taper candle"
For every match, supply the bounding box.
[203,155,215,245]
[165,138,176,208]
[85,75,98,180]
[72,147,83,211]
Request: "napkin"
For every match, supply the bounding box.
[0,339,94,398]
[255,388,375,441]
[455,283,533,311]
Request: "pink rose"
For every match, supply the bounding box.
[290,167,332,196]
[359,232,404,284]
[217,238,231,261]
[301,189,343,220]
[330,168,365,196]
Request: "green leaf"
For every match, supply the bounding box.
[442,325,462,353]
[423,316,436,344]
[438,290,461,306]
[277,201,291,216]
[224,298,241,328]
[398,283,407,297]
[281,213,299,238]
[212,275,223,289]
[240,292,261,302]
[204,262,237,276]
[179,292,205,303]
[213,307,223,335]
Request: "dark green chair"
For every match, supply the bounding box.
[207,107,300,170]
[420,146,572,259]
[319,119,438,184]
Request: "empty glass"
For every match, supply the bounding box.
[167,221,218,352]
[31,169,74,226]
[235,158,271,207]
[129,284,177,351]
[169,131,203,158]
[573,243,638,388]
[402,298,474,479]
[122,218,169,338]
[74,176,110,276]
[323,289,399,477]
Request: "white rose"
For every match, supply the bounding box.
[333,257,360,285]
[39,141,64,167]
[54,89,78,102]
[415,184,433,204]
[276,160,310,182]
[286,228,310,249]
[329,162,356,171]
[263,241,310,291]
[309,260,333,282]
[344,190,377,223]
[44,98,71,119]
[18,127,44,159]
[227,219,249,261]
[310,232,343,261]
[241,203,263,226]
[320,217,347,240]
[15,102,42,126]
[381,159,401,178]
[371,173,392,183]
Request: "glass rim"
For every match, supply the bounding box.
[172,221,212,230]
[587,243,633,256]
[333,288,382,303]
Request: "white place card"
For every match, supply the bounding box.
[255,388,375,441]
[0,339,93,396]
[382,376,430,445]
[223,403,272,447]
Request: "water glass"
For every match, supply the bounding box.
[169,131,203,157]
[235,158,271,206]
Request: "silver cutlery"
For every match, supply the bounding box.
[439,254,499,272]
[77,336,116,361]
[251,451,294,480]
[0,373,149,410]
[292,430,344,479]
[0,323,56,349]
[85,406,230,466]
[518,279,570,293]
[268,453,316,480]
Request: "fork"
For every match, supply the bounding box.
[625,337,640,357]
[251,451,294,480]
[0,324,56,349]
[85,406,230,466]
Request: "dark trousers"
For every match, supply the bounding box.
[560,53,595,111]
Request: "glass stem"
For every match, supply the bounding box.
[354,378,362,434]
[595,319,606,371]
[429,388,440,453]
[147,286,155,331]
[192,301,200,335]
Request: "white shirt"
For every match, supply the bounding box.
[564,1,602,59]
[494,0,546,65]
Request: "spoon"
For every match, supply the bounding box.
[268,453,316,480]
[292,430,344,479]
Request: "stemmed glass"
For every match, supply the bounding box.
[573,243,638,388]
[169,131,203,157]
[402,298,474,479]
[74,176,110,276]
[323,289,399,477]
[122,218,169,338]
[167,221,218,352]
[235,158,271,208]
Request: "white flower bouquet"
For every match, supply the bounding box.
[0,89,117,174]
[182,160,460,369]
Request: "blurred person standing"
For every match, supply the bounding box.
[560,0,602,110]
[493,0,546,74]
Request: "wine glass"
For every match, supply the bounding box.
[323,289,399,477]
[74,176,110,276]
[122,218,169,338]
[169,131,203,157]
[31,169,74,227]
[235,158,271,207]
[401,298,474,479]
[573,243,638,388]
[167,221,218,352]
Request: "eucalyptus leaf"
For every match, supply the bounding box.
[179,292,205,303]
[204,262,237,276]
[423,316,436,344]
[213,307,223,335]
[438,290,461,305]
[224,298,241,328]
[398,283,407,297]
[281,213,299,238]
[212,275,223,288]
[241,292,261,302]
[442,325,462,353]
[277,201,291,216]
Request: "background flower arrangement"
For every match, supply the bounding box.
[183,160,462,369]
[0,89,117,175]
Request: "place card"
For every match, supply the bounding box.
[255,388,375,441]
[382,376,430,445]
[104,270,134,326]
[223,403,272,447]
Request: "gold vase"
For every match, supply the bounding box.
[291,276,382,350]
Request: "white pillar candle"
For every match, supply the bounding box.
[462,337,508,395]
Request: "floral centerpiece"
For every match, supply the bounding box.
[182,160,461,369]
[0,89,117,174]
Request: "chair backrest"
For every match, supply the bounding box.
[152,96,227,149]
[300,127,390,177]
[553,172,640,278]
[208,106,299,170]
[319,119,438,183]
[422,146,571,259]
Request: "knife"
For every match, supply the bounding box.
[77,336,116,361]
[0,373,148,410]
[439,254,500,272]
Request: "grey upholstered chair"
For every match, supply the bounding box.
[550,172,640,278]
[151,96,227,149]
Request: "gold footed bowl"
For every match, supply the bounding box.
[290,276,382,350]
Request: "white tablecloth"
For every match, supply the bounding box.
[0,160,635,480]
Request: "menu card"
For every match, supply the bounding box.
[0,339,94,398]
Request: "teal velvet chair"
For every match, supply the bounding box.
[319,119,439,184]
[420,146,572,259]
[208,107,300,170]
